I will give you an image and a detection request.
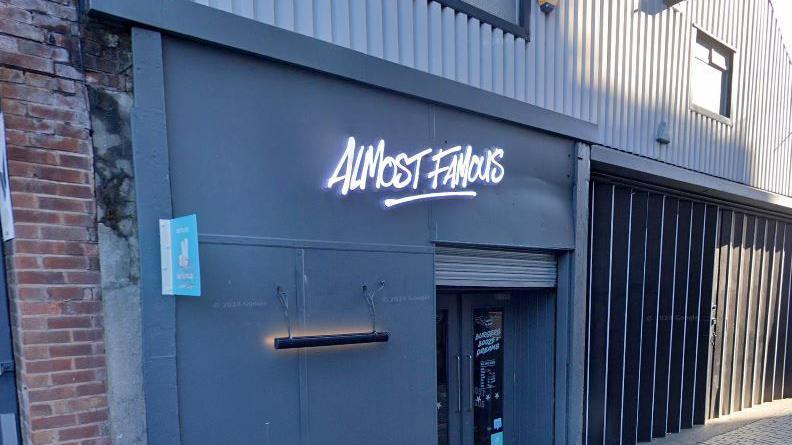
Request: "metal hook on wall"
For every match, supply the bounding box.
[362,280,385,333]
[276,285,291,338]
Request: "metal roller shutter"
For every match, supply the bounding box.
[434,246,557,288]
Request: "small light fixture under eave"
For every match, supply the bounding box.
[656,121,671,145]
[539,0,558,14]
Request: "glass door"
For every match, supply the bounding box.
[438,291,515,445]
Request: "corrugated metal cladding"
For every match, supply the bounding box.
[191,0,792,198]
[434,246,557,287]
[585,177,792,445]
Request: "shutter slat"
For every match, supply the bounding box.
[434,247,557,288]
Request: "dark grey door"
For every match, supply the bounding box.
[438,292,516,445]
[0,236,19,445]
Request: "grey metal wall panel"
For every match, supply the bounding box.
[434,246,557,288]
[162,34,574,251]
[159,33,574,444]
[585,177,792,443]
[517,289,556,444]
[188,0,792,199]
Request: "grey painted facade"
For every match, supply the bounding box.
[185,0,792,198]
[160,33,575,444]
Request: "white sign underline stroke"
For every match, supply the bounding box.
[382,191,477,208]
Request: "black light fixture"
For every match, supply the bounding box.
[274,331,389,349]
[272,282,390,350]
[539,0,557,14]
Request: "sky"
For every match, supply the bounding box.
[773,0,792,56]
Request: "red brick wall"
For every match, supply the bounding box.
[0,0,111,443]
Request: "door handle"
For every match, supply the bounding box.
[467,354,474,412]
[455,355,462,413]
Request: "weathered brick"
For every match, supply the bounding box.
[64,396,106,414]
[0,18,45,42]
[9,161,89,184]
[57,424,99,442]
[29,404,53,418]
[50,343,92,358]
[18,301,63,317]
[73,356,104,370]
[75,382,105,397]
[25,373,52,389]
[12,240,93,256]
[71,329,102,342]
[16,270,66,285]
[13,255,40,269]
[76,409,107,425]
[42,256,88,270]
[28,386,76,404]
[36,196,91,212]
[4,114,57,134]
[8,145,59,165]
[10,0,78,21]
[0,50,53,73]
[27,103,87,125]
[22,329,69,344]
[47,316,91,329]
[1,97,28,115]
[39,225,90,242]
[31,414,77,430]
[64,271,99,284]
[30,429,57,445]
[0,5,33,23]
[52,369,96,385]
[26,358,72,374]
[0,67,26,83]
[22,344,49,359]
[4,3,113,444]
[47,286,87,301]
[54,63,82,80]
[28,134,89,153]
[18,39,70,62]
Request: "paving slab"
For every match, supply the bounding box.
[650,398,792,444]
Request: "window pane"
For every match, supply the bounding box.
[711,48,728,70]
[693,40,710,62]
[691,59,724,115]
[465,0,519,24]
[473,308,504,445]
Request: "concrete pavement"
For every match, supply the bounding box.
[650,398,792,444]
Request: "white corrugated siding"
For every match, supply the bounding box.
[190,0,792,198]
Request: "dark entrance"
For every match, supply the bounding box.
[0,234,19,445]
[438,290,553,445]
[437,291,515,445]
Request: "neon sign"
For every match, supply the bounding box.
[327,137,505,208]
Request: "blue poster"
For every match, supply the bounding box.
[159,214,201,296]
[490,432,503,445]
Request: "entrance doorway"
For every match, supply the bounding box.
[437,291,516,445]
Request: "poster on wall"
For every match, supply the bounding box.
[159,214,201,296]
[473,308,504,445]
[0,113,15,241]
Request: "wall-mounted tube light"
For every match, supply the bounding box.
[274,332,389,349]
[272,282,389,350]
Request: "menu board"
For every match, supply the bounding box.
[473,308,504,445]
